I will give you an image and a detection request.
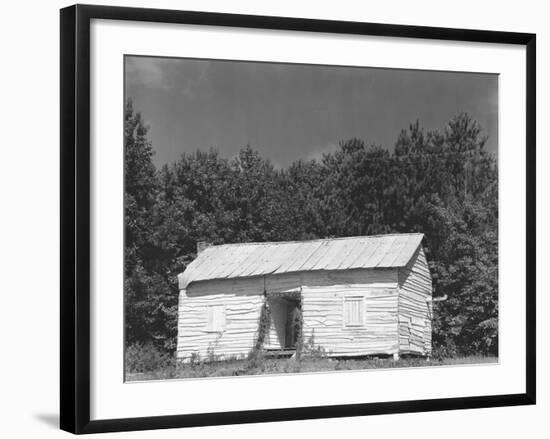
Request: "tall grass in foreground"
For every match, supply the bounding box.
[124,343,497,382]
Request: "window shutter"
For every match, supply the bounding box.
[344,297,364,326]
[206,305,226,332]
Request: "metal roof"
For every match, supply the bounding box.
[178,233,424,288]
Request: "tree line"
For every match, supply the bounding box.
[124,99,498,357]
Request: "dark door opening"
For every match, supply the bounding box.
[266,293,301,351]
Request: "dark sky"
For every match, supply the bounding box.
[125,56,498,168]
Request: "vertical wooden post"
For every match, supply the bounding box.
[295,294,303,360]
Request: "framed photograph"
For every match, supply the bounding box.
[60,4,536,434]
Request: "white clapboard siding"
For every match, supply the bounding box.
[398,247,432,355]
[299,267,399,356]
[263,268,397,294]
[177,278,265,361]
[300,269,397,290]
[177,268,400,360]
[263,269,398,352]
[301,286,399,356]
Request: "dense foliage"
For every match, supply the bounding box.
[124,99,498,357]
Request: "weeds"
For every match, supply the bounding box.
[125,342,176,374]
[301,330,328,359]
[126,354,497,381]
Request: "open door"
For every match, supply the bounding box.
[284,300,300,349]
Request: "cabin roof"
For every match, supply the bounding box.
[178,233,424,289]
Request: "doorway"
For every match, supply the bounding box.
[267,294,301,350]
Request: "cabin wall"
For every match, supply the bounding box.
[177,267,403,360]
[299,269,399,356]
[177,277,264,362]
[264,268,398,353]
[398,247,433,355]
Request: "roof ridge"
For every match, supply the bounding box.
[210,233,424,248]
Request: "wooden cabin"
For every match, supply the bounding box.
[177,233,433,362]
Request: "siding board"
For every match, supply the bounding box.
[398,247,432,355]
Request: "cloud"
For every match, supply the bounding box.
[306,142,339,162]
[125,57,171,90]
[125,56,213,99]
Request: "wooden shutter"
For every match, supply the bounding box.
[206,305,226,332]
[344,297,364,326]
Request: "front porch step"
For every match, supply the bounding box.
[263,349,296,358]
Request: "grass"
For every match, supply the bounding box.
[125,354,497,382]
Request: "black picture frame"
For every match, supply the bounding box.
[60,3,536,434]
